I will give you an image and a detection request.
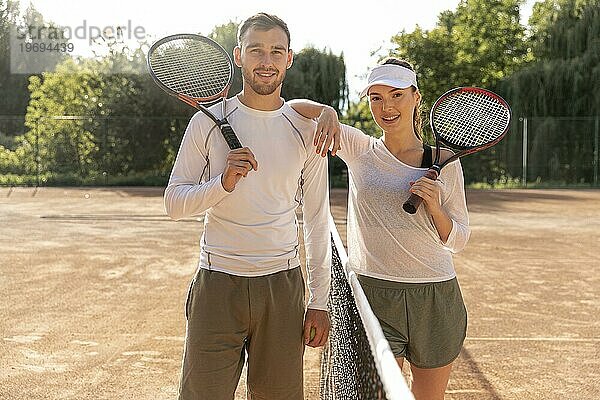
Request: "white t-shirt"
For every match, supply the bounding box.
[164,96,331,310]
[337,124,471,283]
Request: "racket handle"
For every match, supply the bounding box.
[220,124,243,150]
[402,169,439,214]
[402,193,423,214]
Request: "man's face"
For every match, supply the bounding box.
[234,27,293,96]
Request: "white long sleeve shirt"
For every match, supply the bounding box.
[337,124,471,283]
[164,96,331,310]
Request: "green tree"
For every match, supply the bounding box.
[10,37,191,184]
[341,100,379,138]
[283,47,348,112]
[498,0,600,184]
[0,1,10,79]
[3,17,350,185]
[502,0,599,117]
[14,4,70,73]
[528,0,591,57]
[385,0,530,184]
[209,21,243,96]
[1,1,71,184]
[390,25,459,110]
[391,0,529,107]
[0,0,30,115]
[20,60,102,179]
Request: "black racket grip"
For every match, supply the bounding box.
[220,123,243,150]
[402,169,439,214]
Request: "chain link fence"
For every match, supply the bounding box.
[498,116,599,187]
[1,115,599,187]
[0,115,188,186]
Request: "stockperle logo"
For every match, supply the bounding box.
[10,19,148,74]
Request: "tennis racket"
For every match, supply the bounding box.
[147,33,242,149]
[403,87,511,214]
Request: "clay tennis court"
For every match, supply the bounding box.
[1,187,598,399]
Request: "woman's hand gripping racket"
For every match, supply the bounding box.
[403,87,511,214]
[147,33,242,149]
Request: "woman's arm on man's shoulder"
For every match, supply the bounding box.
[288,99,341,157]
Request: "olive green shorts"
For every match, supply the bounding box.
[178,267,305,400]
[358,275,467,369]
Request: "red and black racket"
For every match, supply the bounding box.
[147,33,242,149]
[403,87,511,214]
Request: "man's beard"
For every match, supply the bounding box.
[242,67,285,95]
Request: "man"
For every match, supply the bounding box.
[164,12,331,400]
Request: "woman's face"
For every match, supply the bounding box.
[368,84,420,133]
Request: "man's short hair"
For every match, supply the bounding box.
[237,12,290,48]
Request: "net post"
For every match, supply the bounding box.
[594,116,599,187]
[522,117,528,188]
[35,117,41,188]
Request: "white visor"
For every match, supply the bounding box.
[359,64,418,98]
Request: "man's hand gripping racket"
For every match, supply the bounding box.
[403,87,511,214]
[147,33,243,149]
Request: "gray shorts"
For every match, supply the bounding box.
[358,275,467,369]
[178,267,305,400]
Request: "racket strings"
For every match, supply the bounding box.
[149,38,231,99]
[153,43,228,95]
[152,48,228,97]
[433,91,510,148]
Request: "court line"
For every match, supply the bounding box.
[39,214,202,222]
[466,337,600,342]
[446,389,488,394]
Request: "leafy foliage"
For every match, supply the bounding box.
[208,21,243,96]
[498,0,600,184]
[341,100,379,138]
[0,1,36,115]
[390,0,529,109]
[283,47,348,113]
[1,17,348,185]
[380,0,531,184]
[5,40,191,184]
[2,3,597,186]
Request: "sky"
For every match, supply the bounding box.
[17,0,537,100]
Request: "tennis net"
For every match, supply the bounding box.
[320,217,414,400]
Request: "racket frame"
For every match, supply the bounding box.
[403,87,511,214]
[146,33,242,149]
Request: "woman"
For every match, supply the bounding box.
[290,58,470,400]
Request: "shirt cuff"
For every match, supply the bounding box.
[306,302,329,312]
[443,219,458,251]
[306,287,330,311]
[215,173,232,196]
